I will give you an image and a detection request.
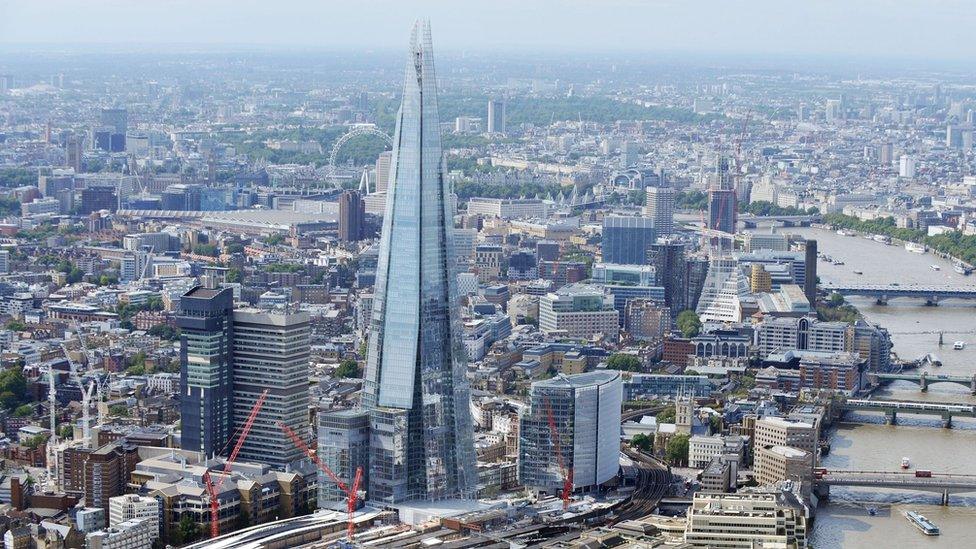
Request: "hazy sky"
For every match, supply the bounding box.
[1,0,974,59]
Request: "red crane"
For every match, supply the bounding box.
[543,397,573,510]
[203,389,269,539]
[279,422,364,540]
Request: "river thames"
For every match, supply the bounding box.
[779,227,976,547]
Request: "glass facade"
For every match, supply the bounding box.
[176,287,235,457]
[602,215,656,265]
[360,21,476,503]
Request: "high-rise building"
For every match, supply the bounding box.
[648,242,688,312]
[707,188,737,234]
[232,309,310,468]
[644,186,675,236]
[487,99,506,134]
[753,417,816,478]
[374,151,392,194]
[338,190,366,242]
[99,108,128,135]
[696,257,750,323]
[519,371,622,494]
[358,21,477,504]
[602,215,656,265]
[878,141,894,165]
[825,98,843,123]
[317,409,370,510]
[899,154,916,178]
[803,240,817,305]
[176,285,235,458]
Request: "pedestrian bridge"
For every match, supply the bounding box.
[740,214,821,228]
[873,372,976,393]
[823,283,976,305]
[842,398,976,427]
[816,470,976,504]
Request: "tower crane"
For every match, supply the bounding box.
[46,368,60,491]
[543,397,573,510]
[279,422,363,540]
[202,389,269,539]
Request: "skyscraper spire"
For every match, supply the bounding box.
[360,20,477,503]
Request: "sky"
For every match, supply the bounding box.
[1,0,975,60]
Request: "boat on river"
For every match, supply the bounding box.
[905,242,927,254]
[905,511,940,536]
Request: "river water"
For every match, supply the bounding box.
[776,228,976,547]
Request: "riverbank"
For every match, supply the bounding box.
[822,213,976,268]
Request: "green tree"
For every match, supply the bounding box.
[676,310,702,338]
[656,405,676,424]
[631,433,653,452]
[13,404,33,417]
[263,234,285,246]
[192,244,218,257]
[606,353,642,372]
[0,369,27,410]
[334,359,361,379]
[226,268,243,283]
[58,424,73,439]
[5,320,27,332]
[109,404,130,417]
[147,324,180,341]
[665,434,690,465]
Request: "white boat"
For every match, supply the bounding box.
[906,511,940,536]
[834,260,845,265]
[901,457,911,469]
[873,234,892,245]
[953,262,971,275]
[930,264,941,271]
[954,341,966,350]
[905,242,927,254]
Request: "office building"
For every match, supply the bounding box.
[66,136,83,172]
[825,98,843,123]
[176,285,235,458]
[684,491,809,548]
[696,257,750,323]
[60,442,139,512]
[899,154,916,178]
[232,309,310,468]
[338,190,366,242]
[358,22,477,504]
[467,197,549,219]
[475,244,504,282]
[803,240,817,305]
[80,186,117,214]
[624,299,670,342]
[755,445,813,491]
[754,417,816,478]
[317,409,370,510]
[109,494,160,541]
[750,264,772,293]
[374,151,392,194]
[644,186,675,236]
[602,215,656,265]
[487,99,506,134]
[707,188,737,234]
[519,371,622,494]
[648,242,687,312]
[623,374,711,400]
[99,108,128,134]
[0,251,9,275]
[120,252,149,283]
[591,262,655,286]
[539,283,620,340]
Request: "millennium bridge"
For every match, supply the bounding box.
[823,283,976,305]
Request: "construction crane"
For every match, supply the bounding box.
[543,397,573,510]
[202,389,269,539]
[46,368,59,491]
[279,422,364,540]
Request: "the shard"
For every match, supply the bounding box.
[361,20,477,503]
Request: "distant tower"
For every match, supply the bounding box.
[644,186,676,236]
[374,151,392,194]
[338,189,365,243]
[487,99,506,134]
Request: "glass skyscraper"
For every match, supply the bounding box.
[360,21,477,503]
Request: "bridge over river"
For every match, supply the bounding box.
[816,470,976,505]
[842,398,976,427]
[872,372,976,394]
[822,283,976,305]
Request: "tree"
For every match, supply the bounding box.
[5,320,26,332]
[656,405,676,424]
[631,433,653,452]
[109,404,130,417]
[0,369,27,410]
[334,359,361,379]
[58,424,73,439]
[263,234,285,246]
[828,293,845,307]
[607,353,642,372]
[676,310,702,338]
[665,434,690,465]
[171,515,201,546]
[13,404,33,417]
[148,324,180,341]
[226,268,243,283]
[523,315,538,327]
